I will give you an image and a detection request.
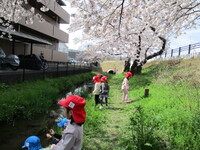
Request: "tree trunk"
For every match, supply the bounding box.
[123,58,131,72]
[130,59,142,75]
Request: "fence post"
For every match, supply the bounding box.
[171,49,173,57]
[178,47,181,56]
[22,66,25,82]
[56,62,59,77]
[43,66,45,80]
[66,62,68,75]
[188,44,191,54]
[144,88,149,97]
[22,48,26,82]
[165,51,167,58]
[90,63,92,71]
[73,62,75,73]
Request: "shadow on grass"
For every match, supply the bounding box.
[131,75,152,90]
[107,107,124,111]
[129,98,141,103]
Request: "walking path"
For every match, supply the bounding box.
[85,77,135,149]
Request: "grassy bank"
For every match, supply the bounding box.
[100,60,125,73]
[0,72,94,123]
[83,58,200,150]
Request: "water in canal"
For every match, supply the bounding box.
[0,83,93,150]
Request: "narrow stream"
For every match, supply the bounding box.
[0,82,93,150]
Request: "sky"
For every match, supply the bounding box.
[170,28,200,49]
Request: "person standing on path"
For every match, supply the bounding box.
[92,75,101,107]
[121,72,133,103]
[99,76,110,109]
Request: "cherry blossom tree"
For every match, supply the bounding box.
[69,0,200,74]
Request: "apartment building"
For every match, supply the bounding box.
[0,0,69,62]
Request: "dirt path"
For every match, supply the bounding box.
[88,82,133,149]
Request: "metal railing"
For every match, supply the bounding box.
[0,61,92,84]
[156,42,200,60]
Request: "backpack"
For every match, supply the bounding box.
[100,83,109,94]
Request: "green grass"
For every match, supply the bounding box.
[82,58,200,150]
[0,72,95,123]
[1,58,199,149]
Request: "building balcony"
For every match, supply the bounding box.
[19,17,69,43]
[54,2,70,24]
[19,17,54,37]
[36,0,70,24]
[53,27,69,43]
